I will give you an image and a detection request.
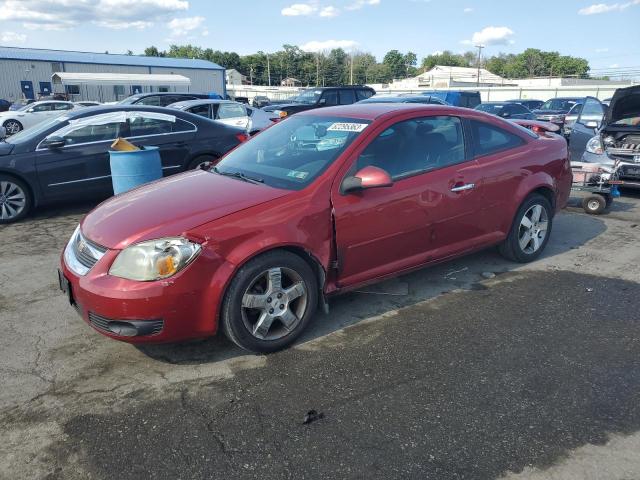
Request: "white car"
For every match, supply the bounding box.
[167,99,279,134]
[0,100,76,135]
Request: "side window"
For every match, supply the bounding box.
[321,90,338,106]
[32,103,54,112]
[54,103,73,111]
[508,104,528,115]
[356,89,374,101]
[128,114,195,136]
[357,116,466,179]
[339,89,356,105]
[56,120,125,145]
[188,104,211,118]
[217,103,246,119]
[136,96,161,106]
[471,120,525,157]
[578,98,605,125]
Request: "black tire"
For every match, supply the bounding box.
[0,174,32,224]
[3,119,23,136]
[499,193,553,263]
[221,250,318,353]
[582,194,606,215]
[187,154,218,170]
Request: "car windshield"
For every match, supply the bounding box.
[291,89,322,105]
[539,99,578,111]
[5,116,69,144]
[214,115,371,190]
[476,104,505,114]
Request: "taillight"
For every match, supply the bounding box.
[235,133,249,143]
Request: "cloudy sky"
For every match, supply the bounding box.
[0,0,637,75]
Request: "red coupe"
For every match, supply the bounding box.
[59,104,572,352]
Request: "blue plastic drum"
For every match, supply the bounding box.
[109,146,162,195]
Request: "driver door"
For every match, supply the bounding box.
[569,97,605,161]
[330,114,488,288]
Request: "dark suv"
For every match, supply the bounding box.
[262,86,375,117]
[119,92,211,107]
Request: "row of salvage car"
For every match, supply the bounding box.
[1,86,638,224]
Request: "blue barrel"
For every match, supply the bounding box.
[109,146,162,195]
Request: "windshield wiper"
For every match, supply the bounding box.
[213,167,264,185]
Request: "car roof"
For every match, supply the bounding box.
[297,103,464,120]
[169,99,235,108]
[29,100,73,106]
[505,99,542,102]
[62,104,195,119]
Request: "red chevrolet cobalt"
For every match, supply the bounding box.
[59,104,572,352]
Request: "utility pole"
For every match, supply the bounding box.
[316,53,320,87]
[350,54,354,84]
[266,53,271,87]
[475,44,484,86]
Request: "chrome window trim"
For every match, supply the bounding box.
[36,114,197,151]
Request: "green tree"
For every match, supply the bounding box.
[144,46,162,57]
[421,50,466,71]
[383,49,406,80]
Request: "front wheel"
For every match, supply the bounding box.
[3,119,23,135]
[582,194,607,215]
[0,175,31,223]
[499,194,553,263]
[221,251,318,353]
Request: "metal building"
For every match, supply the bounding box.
[0,46,226,103]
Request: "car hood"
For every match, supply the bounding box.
[81,170,289,250]
[0,142,14,155]
[603,85,640,127]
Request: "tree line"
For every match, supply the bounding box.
[143,45,590,86]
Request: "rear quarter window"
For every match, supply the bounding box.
[470,120,526,157]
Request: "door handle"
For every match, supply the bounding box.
[450,183,475,192]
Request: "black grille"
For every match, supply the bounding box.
[73,233,106,269]
[88,312,164,336]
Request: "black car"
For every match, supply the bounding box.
[262,86,375,117]
[0,105,245,223]
[474,102,535,120]
[0,99,11,112]
[504,99,544,111]
[357,95,448,105]
[119,92,211,107]
[532,97,583,127]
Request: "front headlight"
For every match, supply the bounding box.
[109,237,201,281]
[586,135,604,155]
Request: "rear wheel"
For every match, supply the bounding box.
[582,194,606,215]
[3,119,22,135]
[499,194,552,263]
[221,251,318,353]
[0,175,31,224]
[187,154,218,170]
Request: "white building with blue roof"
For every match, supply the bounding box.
[0,46,226,103]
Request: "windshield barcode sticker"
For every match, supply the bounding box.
[327,122,368,132]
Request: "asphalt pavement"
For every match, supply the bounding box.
[1,191,640,479]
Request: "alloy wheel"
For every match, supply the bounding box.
[518,204,548,254]
[0,180,27,221]
[241,267,308,340]
[4,120,22,135]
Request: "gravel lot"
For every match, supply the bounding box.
[1,191,639,479]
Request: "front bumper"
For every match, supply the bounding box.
[580,151,640,189]
[59,242,232,344]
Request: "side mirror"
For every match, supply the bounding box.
[318,98,327,106]
[584,120,599,129]
[342,166,393,193]
[500,111,511,118]
[26,108,35,113]
[42,136,66,149]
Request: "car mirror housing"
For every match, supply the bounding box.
[584,120,600,129]
[342,166,393,193]
[42,136,66,149]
